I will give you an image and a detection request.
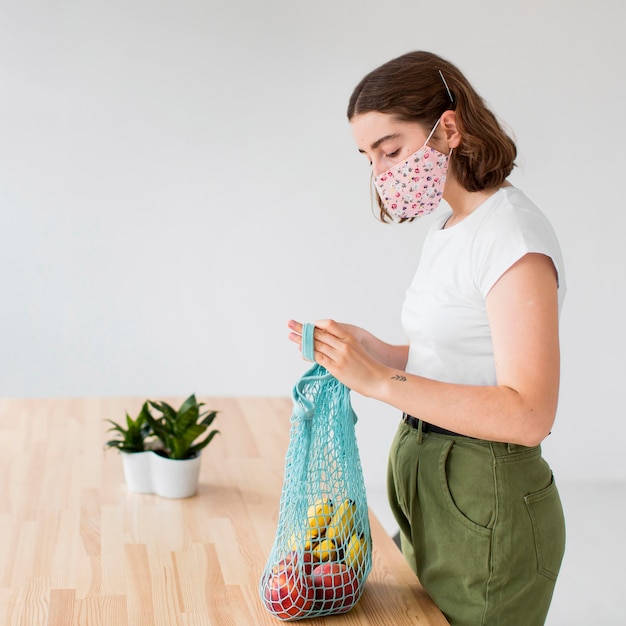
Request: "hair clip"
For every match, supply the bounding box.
[438,70,454,104]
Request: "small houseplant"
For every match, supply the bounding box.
[105,395,220,498]
[146,394,220,460]
[105,402,155,493]
[146,394,220,498]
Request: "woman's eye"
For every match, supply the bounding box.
[385,149,400,159]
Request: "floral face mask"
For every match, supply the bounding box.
[373,118,450,220]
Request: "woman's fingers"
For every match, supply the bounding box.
[287,319,303,334]
[287,320,304,347]
[287,319,348,363]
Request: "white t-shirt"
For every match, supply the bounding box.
[401,186,566,386]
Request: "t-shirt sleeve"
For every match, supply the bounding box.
[473,204,566,299]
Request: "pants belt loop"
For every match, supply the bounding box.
[507,442,517,453]
[417,419,424,444]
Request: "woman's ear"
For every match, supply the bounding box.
[441,110,461,149]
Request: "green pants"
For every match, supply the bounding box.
[387,420,565,626]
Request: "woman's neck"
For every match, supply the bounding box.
[442,179,511,228]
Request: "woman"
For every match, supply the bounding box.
[288,51,566,625]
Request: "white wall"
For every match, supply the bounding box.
[1,0,625,495]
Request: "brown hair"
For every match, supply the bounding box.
[347,51,517,222]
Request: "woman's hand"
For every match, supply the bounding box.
[287,319,403,396]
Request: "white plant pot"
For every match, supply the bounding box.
[121,451,154,493]
[151,451,202,499]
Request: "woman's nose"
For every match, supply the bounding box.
[371,158,386,178]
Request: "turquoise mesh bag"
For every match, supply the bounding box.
[259,324,373,621]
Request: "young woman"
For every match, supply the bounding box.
[288,51,566,625]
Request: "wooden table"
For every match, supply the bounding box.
[0,397,448,625]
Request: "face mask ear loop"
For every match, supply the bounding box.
[426,117,454,157]
[369,170,380,219]
[425,118,441,145]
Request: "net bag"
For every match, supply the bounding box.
[259,324,373,621]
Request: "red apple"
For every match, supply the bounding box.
[271,554,295,576]
[311,562,360,613]
[262,566,315,620]
[271,550,314,576]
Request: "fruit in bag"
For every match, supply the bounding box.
[307,498,334,539]
[262,561,315,620]
[344,533,368,573]
[325,499,357,547]
[311,562,360,613]
[259,359,372,619]
[312,538,338,563]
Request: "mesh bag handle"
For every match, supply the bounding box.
[259,339,372,621]
[301,322,316,362]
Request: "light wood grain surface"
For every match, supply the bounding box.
[0,397,448,625]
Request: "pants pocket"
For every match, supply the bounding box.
[524,474,566,581]
[438,440,494,537]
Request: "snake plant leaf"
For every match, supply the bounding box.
[104,402,152,453]
[187,428,220,457]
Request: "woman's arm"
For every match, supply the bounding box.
[293,253,560,447]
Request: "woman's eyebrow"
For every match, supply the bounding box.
[358,133,400,153]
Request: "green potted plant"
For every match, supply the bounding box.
[105,402,154,493]
[145,394,220,498]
